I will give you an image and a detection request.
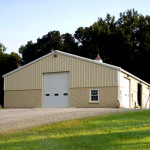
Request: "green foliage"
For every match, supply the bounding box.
[0,43,6,53]
[19,9,150,83]
[19,31,62,64]
[0,110,150,150]
[0,47,20,106]
[74,9,150,82]
[61,33,78,54]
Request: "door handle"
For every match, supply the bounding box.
[64,93,68,96]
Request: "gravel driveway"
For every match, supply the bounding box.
[0,108,139,134]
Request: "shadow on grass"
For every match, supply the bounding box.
[1,129,150,150]
[1,110,150,150]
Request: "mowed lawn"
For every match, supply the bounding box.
[0,110,150,150]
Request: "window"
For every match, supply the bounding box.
[90,90,99,102]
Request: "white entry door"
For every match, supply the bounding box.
[43,72,69,108]
[122,78,130,108]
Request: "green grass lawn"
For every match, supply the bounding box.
[0,110,150,150]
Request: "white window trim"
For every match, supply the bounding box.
[89,89,99,103]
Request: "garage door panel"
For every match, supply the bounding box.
[44,102,68,107]
[43,72,69,108]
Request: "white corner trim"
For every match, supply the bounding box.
[117,70,120,87]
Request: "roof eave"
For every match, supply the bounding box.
[55,50,121,70]
[120,68,150,87]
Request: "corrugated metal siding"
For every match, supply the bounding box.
[5,53,118,90]
[120,71,149,108]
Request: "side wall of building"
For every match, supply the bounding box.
[70,87,119,108]
[4,87,119,108]
[4,90,42,108]
[120,71,149,108]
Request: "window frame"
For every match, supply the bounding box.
[89,89,99,103]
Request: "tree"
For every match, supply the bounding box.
[0,43,6,53]
[74,14,116,60]
[18,9,150,83]
[0,46,20,107]
[19,41,37,64]
[111,9,150,82]
[74,9,150,83]
[61,33,79,54]
[19,31,62,64]
[74,26,99,58]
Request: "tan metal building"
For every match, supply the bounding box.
[3,50,150,108]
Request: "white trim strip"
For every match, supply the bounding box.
[117,70,120,87]
[55,50,121,70]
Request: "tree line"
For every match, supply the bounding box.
[0,44,20,106]
[0,9,150,106]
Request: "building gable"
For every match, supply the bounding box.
[3,51,118,90]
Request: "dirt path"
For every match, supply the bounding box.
[0,108,139,134]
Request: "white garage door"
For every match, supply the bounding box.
[43,72,69,108]
[122,78,130,108]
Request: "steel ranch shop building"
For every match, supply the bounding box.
[3,50,150,108]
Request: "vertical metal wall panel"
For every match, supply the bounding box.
[4,53,118,90]
[120,71,149,108]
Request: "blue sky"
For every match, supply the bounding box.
[0,0,150,54]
